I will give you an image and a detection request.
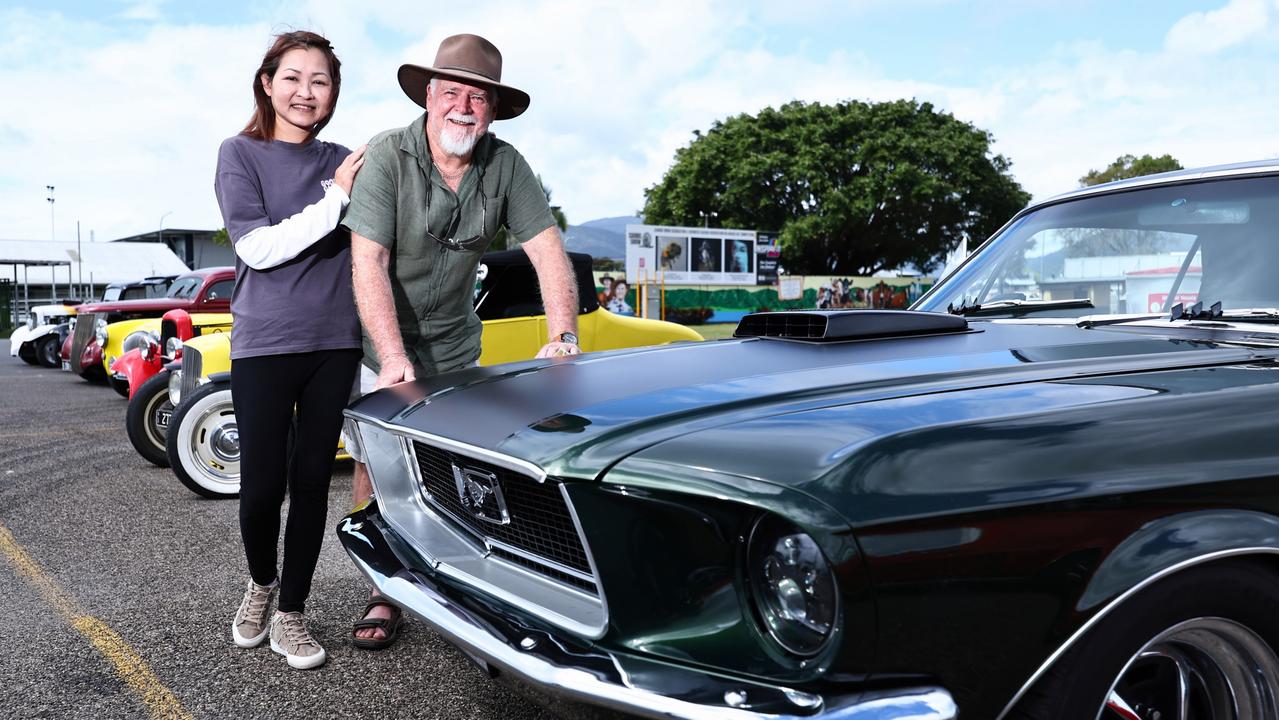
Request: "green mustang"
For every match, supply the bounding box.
[341,160,1279,719]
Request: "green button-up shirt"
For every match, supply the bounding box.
[343,113,556,374]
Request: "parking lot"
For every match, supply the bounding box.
[0,340,563,719]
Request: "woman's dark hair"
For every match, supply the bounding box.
[241,31,341,142]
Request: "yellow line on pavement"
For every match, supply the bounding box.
[0,523,193,720]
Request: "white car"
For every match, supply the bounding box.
[9,303,78,368]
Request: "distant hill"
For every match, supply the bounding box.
[562,215,638,261]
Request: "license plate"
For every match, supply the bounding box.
[156,411,171,428]
[61,361,71,372]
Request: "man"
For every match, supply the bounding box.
[342,33,579,648]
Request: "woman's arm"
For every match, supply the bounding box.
[233,184,350,270]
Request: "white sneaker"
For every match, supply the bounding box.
[231,578,278,648]
[270,611,327,669]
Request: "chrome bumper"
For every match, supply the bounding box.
[338,501,958,720]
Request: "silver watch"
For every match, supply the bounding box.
[557,331,579,345]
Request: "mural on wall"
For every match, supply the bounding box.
[814,278,929,309]
[594,273,933,324]
[595,275,635,316]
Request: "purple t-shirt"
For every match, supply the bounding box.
[214,134,361,359]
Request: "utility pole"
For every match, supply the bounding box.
[159,210,172,255]
[76,221,83,298]
[46,185,55,241]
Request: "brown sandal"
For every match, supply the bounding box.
[352,598,403,650]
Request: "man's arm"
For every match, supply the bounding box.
[351,232,416,387]
[521,225,580,358]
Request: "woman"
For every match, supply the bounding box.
[214,30,365,670]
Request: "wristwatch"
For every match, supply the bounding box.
[557,331,579,345]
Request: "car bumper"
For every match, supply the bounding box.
[338,501,957,720]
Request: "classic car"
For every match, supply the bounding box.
[339,160,1279,720]
[163,250,703,500]
[121,310,233,467]
[9,302,80,367]
[65,267,234,382]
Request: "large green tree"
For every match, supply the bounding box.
[642,100,1030,275]
[1080,154,1182,187]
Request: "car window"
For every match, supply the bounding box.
[121,286,148,300]
[102,287,122,302]
[919,175,1279,316]
[166,277,200,299]
[203,279,235,301]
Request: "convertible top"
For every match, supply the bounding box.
[478,249,600,318]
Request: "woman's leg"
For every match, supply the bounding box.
[232,355,302,587]
[277,349,362,613]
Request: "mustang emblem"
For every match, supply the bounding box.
[452,464,510,525]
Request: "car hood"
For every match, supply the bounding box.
[352,320,1267,482]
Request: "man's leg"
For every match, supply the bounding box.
[347,361,398,645]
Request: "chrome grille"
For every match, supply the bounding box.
[411,441,596,591]
[180,346,202,401]
[70,312,97,373]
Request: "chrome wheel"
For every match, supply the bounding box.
[170,384,241,497]
[1100,617,1279,720]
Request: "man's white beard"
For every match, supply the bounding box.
[438,112,482,156]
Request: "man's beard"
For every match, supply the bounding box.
[437,111,483,156]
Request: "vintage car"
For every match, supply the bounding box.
[65,267,234,382]
[163,250,703,499]
[9,302,80,367]
[339,160,1279,720]
[121,310,233,467]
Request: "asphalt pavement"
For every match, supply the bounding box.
[0,340,565,719]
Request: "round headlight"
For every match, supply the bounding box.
[26,316,36,330]
[168,369,183,406]
[747,516,839,657]
[165,336,183,357]
[122,330,157,355]
[94,318,108,345]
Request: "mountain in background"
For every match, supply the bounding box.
[562,215,638,261]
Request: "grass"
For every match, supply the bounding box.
[687,323,738,341]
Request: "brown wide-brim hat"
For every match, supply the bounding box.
[397,33,530,120]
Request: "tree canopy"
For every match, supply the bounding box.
[1079,154,1183,187]
[641,99,1030,275]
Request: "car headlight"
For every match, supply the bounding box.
[94,318,108,346]
[26,316,36,330]
[168,369,183,405]
[165,336,183,357]
[122,330,158,355]
[747,515,840,657]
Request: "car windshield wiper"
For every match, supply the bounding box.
[947,298,1094,317]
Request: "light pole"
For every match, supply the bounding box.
[158,210,172,254]
[46,185,55,241]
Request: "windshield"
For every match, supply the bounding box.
[166,277,200,299]
[917,175,1279,318]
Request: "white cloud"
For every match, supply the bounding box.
[3,0,1279,248]
[1164,0,1270,55]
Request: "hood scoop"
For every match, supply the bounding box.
[734,309,969,342]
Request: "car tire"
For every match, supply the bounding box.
[1009,558,1279,720]
[17,341,38,365]
[125,370,173,467]
[166,380,240,499]
[108,374,129,398]
[36,335,62,368]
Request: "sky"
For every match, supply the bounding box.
[4,0,1279,243]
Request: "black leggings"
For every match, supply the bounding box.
[231,349,361,613]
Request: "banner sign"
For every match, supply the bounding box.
[627,224,758,285]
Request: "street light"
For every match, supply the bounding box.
[46,185,55,241]
[158,210,172,252]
